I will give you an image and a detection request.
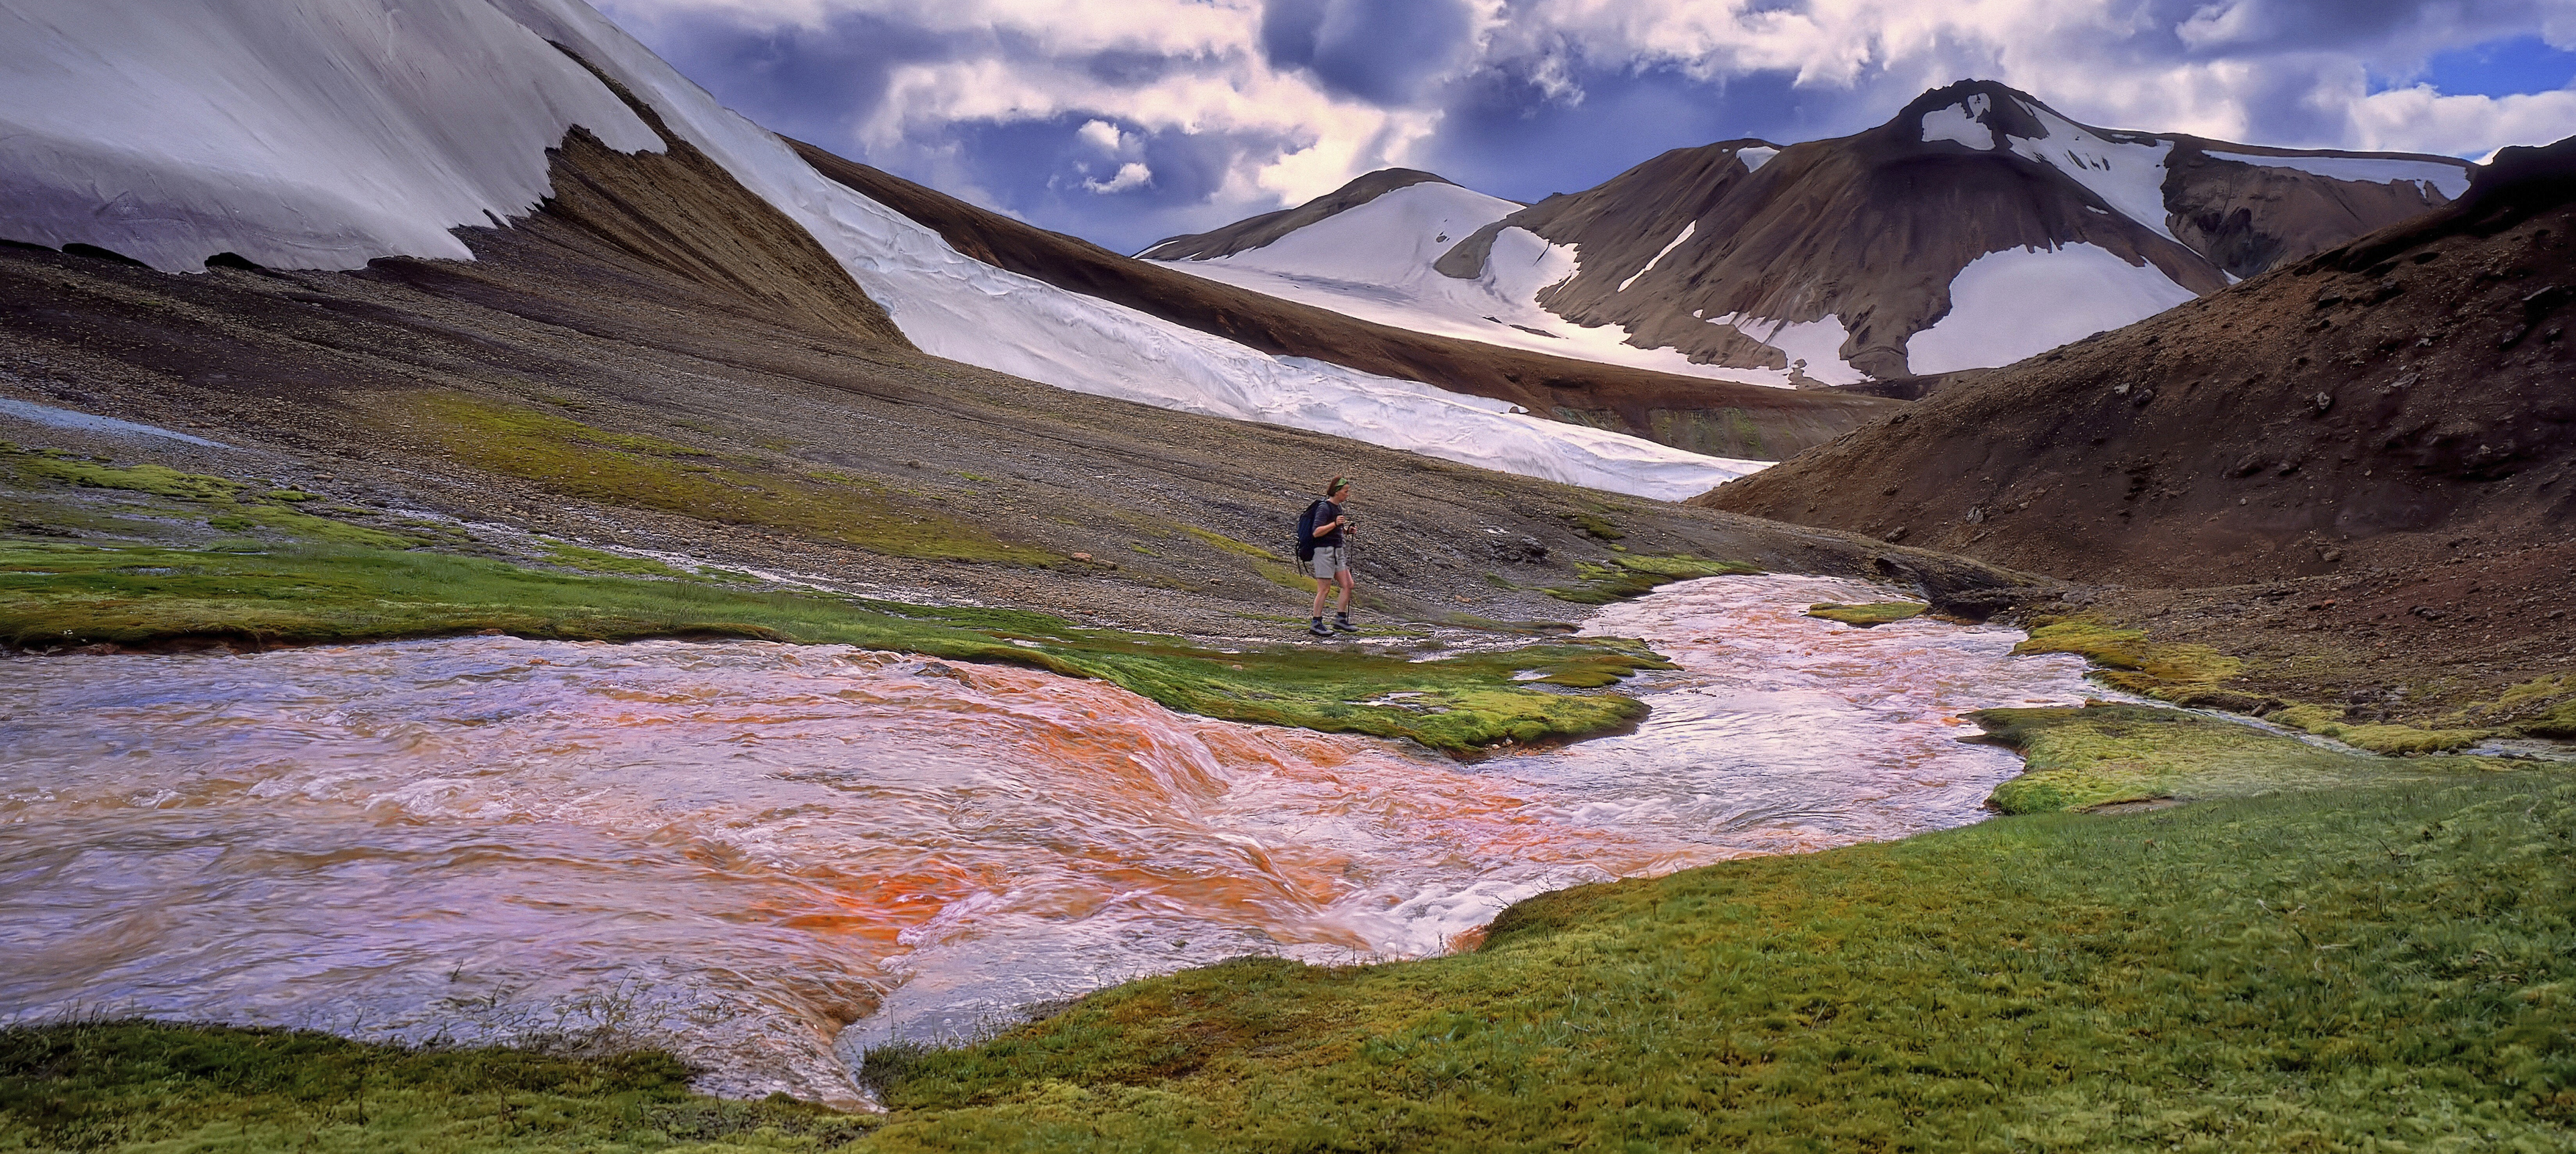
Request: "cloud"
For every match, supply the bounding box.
[1084,160,1155,192]
[1260,0,1477,105]
[594,0,2576,253]
[1076,118,1126,152]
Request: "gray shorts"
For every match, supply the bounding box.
[1308,544,1348,579]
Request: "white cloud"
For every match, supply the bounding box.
[2347,83,2576,157]
[1083,160,1154,192]
[1077,118,1125,152]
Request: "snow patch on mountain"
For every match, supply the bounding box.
[0,0,662,272]
[1736,146,1780,172]
[1153,185,1772,386]
[1617,222,1696,293]
[2006,104,2180,244]
[2202,150,2473,199]
[1906,243,2199,375]
[1921,94,1997,150]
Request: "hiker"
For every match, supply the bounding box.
[1298,476,1358,637]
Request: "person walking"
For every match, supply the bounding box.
[1300,476,1358,637]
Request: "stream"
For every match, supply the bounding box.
[0,575,2096,1106]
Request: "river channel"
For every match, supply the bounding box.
[0,575,2097,1106]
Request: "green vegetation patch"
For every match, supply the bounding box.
[0,542,1662,755]
[0,1020,871,1152]
[1177,525,1283,562]
[1559,509,1624,541]
[2014,615,2568,755]
[404,393,1054,566]
[854,771,2576,1151]
[2261,702,2496,755]
[1968,703,2505,814]
[5,448,415,549]
[2012,615,2243,700]
[1805,600,1927,627]
[1542,554,1759,605]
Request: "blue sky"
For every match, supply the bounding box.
[594,0,2576,254]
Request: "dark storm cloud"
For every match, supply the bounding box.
[623,7,955,147]
[1259,0,1475,105]
[1418,66,1825,204]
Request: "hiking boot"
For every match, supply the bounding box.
[1332,615,1359,633]
[1307,619,1334,637]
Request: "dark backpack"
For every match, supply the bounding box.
[1294,499,1329,561]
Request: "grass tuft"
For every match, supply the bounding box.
[1805,601,1927,627]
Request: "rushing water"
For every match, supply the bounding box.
[0,576,2094,1106]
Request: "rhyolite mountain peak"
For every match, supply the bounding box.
[1148,79,2473,390]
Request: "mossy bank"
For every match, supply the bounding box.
[2010,613,2576,756]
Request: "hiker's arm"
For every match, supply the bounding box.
[1310,515,1346,538]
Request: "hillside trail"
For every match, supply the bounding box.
[0,575,2094,1108]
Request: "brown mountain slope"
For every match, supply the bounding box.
[1,66,2008,646]
[1698,134,2576,590]
[788,140,1896,460]
[1446,80,2465,379]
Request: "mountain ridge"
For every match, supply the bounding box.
[1147,79,2471,387]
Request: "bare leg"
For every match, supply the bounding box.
[1334,569,1354,613]
[1311,576,1331,618]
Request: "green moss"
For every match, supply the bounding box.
[2014,615,2548,755]
[0,1021,871,1151]
[851,771,2576,1152]
[1968,704,2503,813]
[2011,616,2243,698]
[2471,672,2576,739]
[1805,601,1927,627]
[0,542,1662,755]
[2261,703,2495,755]
[1560,510,1624,541]
[1179,525,1283,562]
[1542,554,1760,605]
[5,449,417,549]
[404,394,1055,566]
[2526,700,2576,740]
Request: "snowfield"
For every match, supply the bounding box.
[0,0,1762,502]
[0,0,664,272]
[1904,243,2200,375]
[1149,182,1777,386]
